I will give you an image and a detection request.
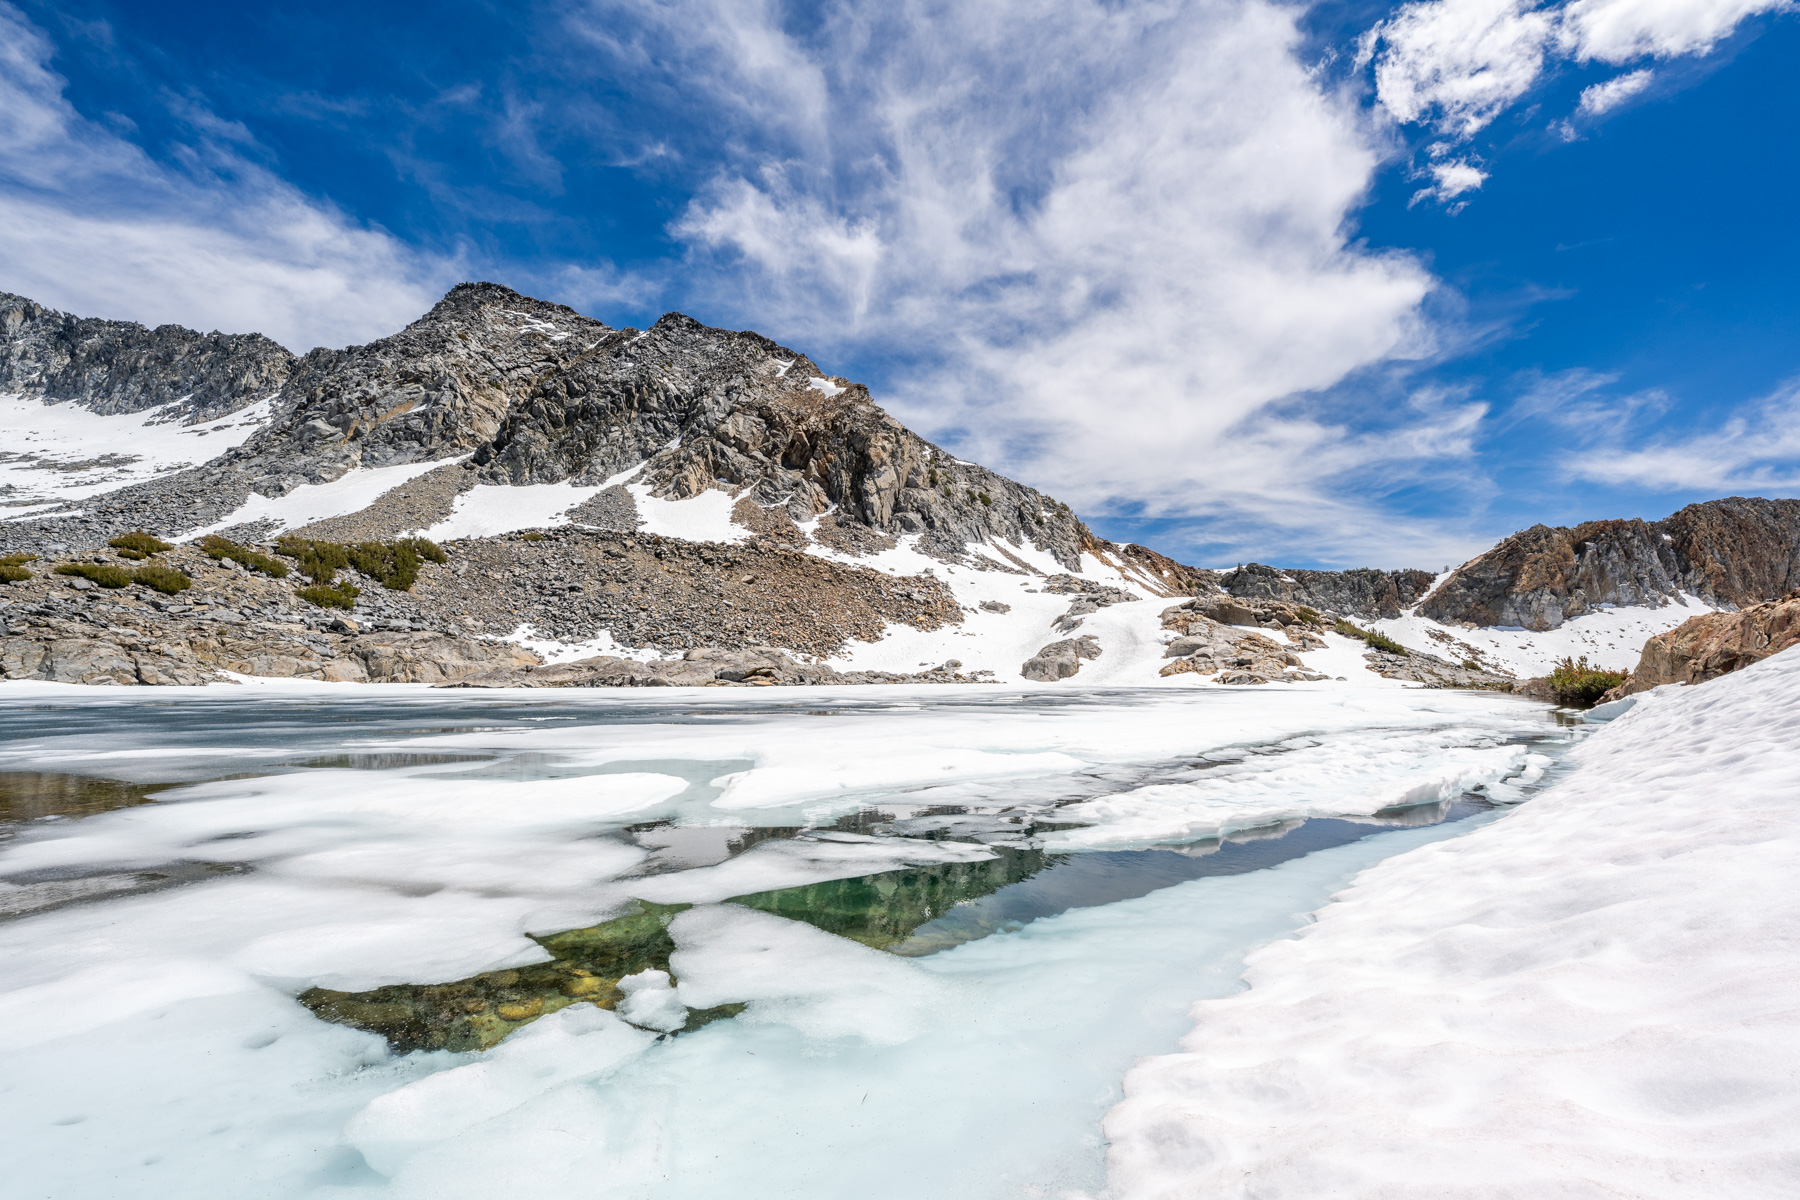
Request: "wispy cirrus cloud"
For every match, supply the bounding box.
[0,2,456,350]
[1570,377,1800,492]
[551,0,1491,566]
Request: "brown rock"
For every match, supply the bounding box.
[1619,590,1800,694]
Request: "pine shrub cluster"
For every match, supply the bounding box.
[1545,656,1627,706]
[275,535,444,608]
[1333,618,1409,656]
[295,580,361,609]
[197,536,289,577]
[107,531,174,560]
[55,562,133,588]
[0,552,35,583]
[130,563,192,594]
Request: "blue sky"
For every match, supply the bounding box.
[2,0,1796,569]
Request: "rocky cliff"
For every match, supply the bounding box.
[1417,498,1800,630]
[1219,563,1437,620]
[0,292,294,423]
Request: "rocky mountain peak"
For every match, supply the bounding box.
[1418,497,1800,629]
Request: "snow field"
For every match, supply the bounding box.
[1100,649,1800,1199]
[1368,593,1716,676]
[188,457,458,538]
[0,392,275,511]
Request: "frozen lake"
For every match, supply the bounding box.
[0,683,1576,1198]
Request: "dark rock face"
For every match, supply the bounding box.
[1418,499,1800,630]
[1220,563,1436,620]
[0,292,294,423]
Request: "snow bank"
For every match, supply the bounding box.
[0,392,274,510]
[420,481,605,541]
[1101,649,1800,1198]
[1369,595,1716,677]
[626,482,747,543]
[187,458,455,538]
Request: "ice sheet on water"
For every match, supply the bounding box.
[1100,649,1800,1199]
[0,686,1572,1198]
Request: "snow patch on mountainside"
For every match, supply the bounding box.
[1101,647,1800,1198]
[186,458,456,539]
[627,483,747,544]
[0,392,274,512]
[1368,594,1715,676]
[421,482,606,542]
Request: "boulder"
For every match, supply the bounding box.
[1616,590,1800,695]
[1020,636,1103,682]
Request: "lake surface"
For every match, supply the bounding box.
[0,682,1575,1198]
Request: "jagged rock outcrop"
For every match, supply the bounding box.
[0,292,294,423]
[1157,600,1328,683]
[1614,590,1800,695]
[2,283,1091,568]
[1419,498,1800,630]
[1021,636,1103,681]
[1087,539,1222,597]
[1220,563,1436,620]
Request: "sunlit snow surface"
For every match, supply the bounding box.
[0,683,1573,1198]
[0,392,274,514]
[1103,654,1800,1198]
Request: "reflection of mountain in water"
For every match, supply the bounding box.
[727,845,1057,948]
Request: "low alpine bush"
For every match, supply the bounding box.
[108,531,173,560]
[296,580,361,609]
[0,552,35,583]
[1333,618,1409,656]
[131,563,192,594]
[1545,656,1627,707]
[197,535,289,578]
[55,562,132,588]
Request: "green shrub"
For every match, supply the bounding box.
[0,552,35,583]
[131,563,191,594]
[1463,659,1484,671]
[296,580,360,609]
[347,541,423,589]
[403,537,447,565]
[276,536,351,584]
[1293,605,1325,626]
[55,562,132,588]
[107,531,173,560]
[1545,656,1627,707]
[977,491,993,507]
[198,535,290,578]
[1333,618,1409,656]
[277,535,442,590]
[520,531,546,542]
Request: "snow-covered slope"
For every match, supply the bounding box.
[0,392,274,516]
[1100,647,1800,1198]
[1367,595,1716,677]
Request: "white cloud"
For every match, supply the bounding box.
[0,3,458,350]
[1365,0,1790,189]
[1571,378,1800,491]
[565,0,1478,565]
[1578,66,1656,111]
